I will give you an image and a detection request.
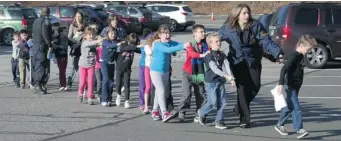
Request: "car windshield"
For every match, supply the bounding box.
[94,9,108,19]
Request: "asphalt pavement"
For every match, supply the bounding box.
[0,17,340,141]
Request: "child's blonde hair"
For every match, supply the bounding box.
[297,34,317,48]
[206,32,221,47]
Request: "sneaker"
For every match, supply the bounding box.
[162,112,173,123]
[88,99,94,105]
[178,112,185,122]
[297,129,309,139]
[64,87,68,91]
[274,125,289,136]
[78,94,84,103]
[197,110,206,125]
[124,100,130,109]
[107,102,112,107]
[139,105,144,110]
[215,122,228,129]
[193,116,199,123]
[20,85,25,89]
[116,95,121,106]
[121,87,125,92]
[59,87,65,91]
[151,110,161,121]
[101,102,108,106]
[143,109,150,114]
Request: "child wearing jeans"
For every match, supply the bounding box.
[275,35,317,139]
[197,32,235,129]
[101,27,121,107]
[78,27,103,105]
[11,31,21,88]
[150,24,190,122]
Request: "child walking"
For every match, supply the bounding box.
[115,33,141,108]
[138,28,153,112]
[52,27,70,91]
[78,27,103,105]
[274,35,317,139]
[101,27,121,107]
[197,32,235,129]
[143,33,158,114]
[95,42,103,101]
[18,29,30,89]
[11,31,21,88]
[168,24,210,122]
[150,24,190,122]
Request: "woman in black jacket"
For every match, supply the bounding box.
[218,4,283,128]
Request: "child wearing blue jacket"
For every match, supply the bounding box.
[149,24,190,122]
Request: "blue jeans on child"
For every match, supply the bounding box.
[277,85,303,131]
[199,82,226,122]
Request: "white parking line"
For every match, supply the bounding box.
[299,97,341,99]
[262,76,341,78]
[264,85,341,87]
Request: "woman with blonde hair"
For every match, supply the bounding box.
[218,4,283,128]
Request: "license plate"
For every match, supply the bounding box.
[270,30,275,36]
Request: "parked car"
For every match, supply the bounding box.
[105,10,142,34]
[0,5,37,45]
[152,11,170,30]
[105,5,157,32]
[269,2,341,68]
[145,4,195,32]
[258,13,274,32]
[32,6,75,27]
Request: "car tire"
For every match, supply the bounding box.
[304,43,329,69]
[1,28,14,46]
[169,19,177,32]
[179,26,187,32]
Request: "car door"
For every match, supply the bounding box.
[323,7,341,57]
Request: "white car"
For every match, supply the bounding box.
[145,4,195,32]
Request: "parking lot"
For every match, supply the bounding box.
[0,17,340,141]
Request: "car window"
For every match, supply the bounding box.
[138,7,152,14]
[33,8,42,16]
[332,9,341,24]
[94,9,108,19]
[325,9,333,25]
[115,7,127,14]
[182,6,192,12]
[295,8,318,25]
[60,7,74,18]
[7,10,22,19]
[86,8,100,18]
[166,6,180,12]
[128,8,138,15]
[0,10,5,19]
[270,5,289,26]
[49,7,57,17]
[21,9,38,19]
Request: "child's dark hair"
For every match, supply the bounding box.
[84,26,97,37]
[192,24,206,32]
[57,27,65,34]
[13,31,20,37]
[106,27,117,40]
[19,29,28,34]
[125,33,138,45]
